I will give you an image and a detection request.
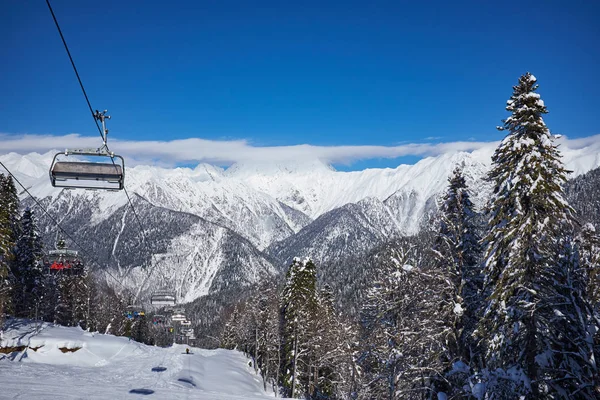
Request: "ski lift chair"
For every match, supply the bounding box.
[125,305,145,319]
[46,247,83,275]
[171,313,186,322]
[150,290,176,306]
[48,110,125,191]
[50,151,125,190]
[49,260,66,273]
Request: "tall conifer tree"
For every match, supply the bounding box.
[577,223,600,309]
[0,174,20,320]
[432,167,482,396]
[12,208,45,318]
[478,73,598,398]
[280,257,318,398]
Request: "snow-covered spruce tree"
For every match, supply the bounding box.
[217,280,282,392]
[221,304,244,350]
[12,208,45,318]
[253,281,282,393]
[576,223,600,365]
[357,254,403,399]
[312,285,347,398]
[86,278,127,334]
[357,238,451,399]
[477,72,598,398]
[54,272,78,326]
[64,272,92,328]
[0,173,20,321]
[279,257,318,398]
[301,283,357,399]
[131,314,151,344]
[431,167,483,396]
[577,223,600,310]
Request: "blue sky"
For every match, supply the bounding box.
[1,0,598,170]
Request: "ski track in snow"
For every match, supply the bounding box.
[112,208,128,262]
[0,321,282,400]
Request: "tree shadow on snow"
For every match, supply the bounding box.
[151,366,167,372]
[178,377,196,387]
[129,388,154,395]
[2,317,46,340]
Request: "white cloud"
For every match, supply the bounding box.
[1,132,599,167]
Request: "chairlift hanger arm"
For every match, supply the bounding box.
[93,109,111,146]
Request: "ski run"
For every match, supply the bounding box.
[0,319,283,399]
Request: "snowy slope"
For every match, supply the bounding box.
[0,319,282,399]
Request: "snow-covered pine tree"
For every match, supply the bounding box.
[575,223,600,366]
[477,72,599,398]
[310,284,357,399]
[577,223,600,309]
[253,280,282,393]
[131,314,150,344]
[357,259,400,399]
[0,174,20,253]
[279,257,318,398]
[69,271,92,328]
[431,167,482,396]
[12,208,45,318]
[221,304,244,350]
[0,173,20,321]
[357,240,450,399]
[54,274,74,326]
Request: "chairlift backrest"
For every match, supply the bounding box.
[49,151,125,190]
[49,249,79,257]
[150,291,176,306]
[125,305,145,316]
[171,313,186,322]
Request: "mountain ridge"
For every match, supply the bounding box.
[2,138,599,304]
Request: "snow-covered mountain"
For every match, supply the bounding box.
[1,136,599,304]
[26,191,277,303]
[267,200,393,267]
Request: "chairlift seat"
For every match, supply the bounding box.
[46,246,85,276]
[151,291,176,306]
[49,152,125,190]
[171,314,186,322]
[125,305,145,318]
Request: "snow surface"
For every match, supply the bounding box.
[0,319,283,399]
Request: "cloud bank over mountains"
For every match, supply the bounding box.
[1,132,599,168]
